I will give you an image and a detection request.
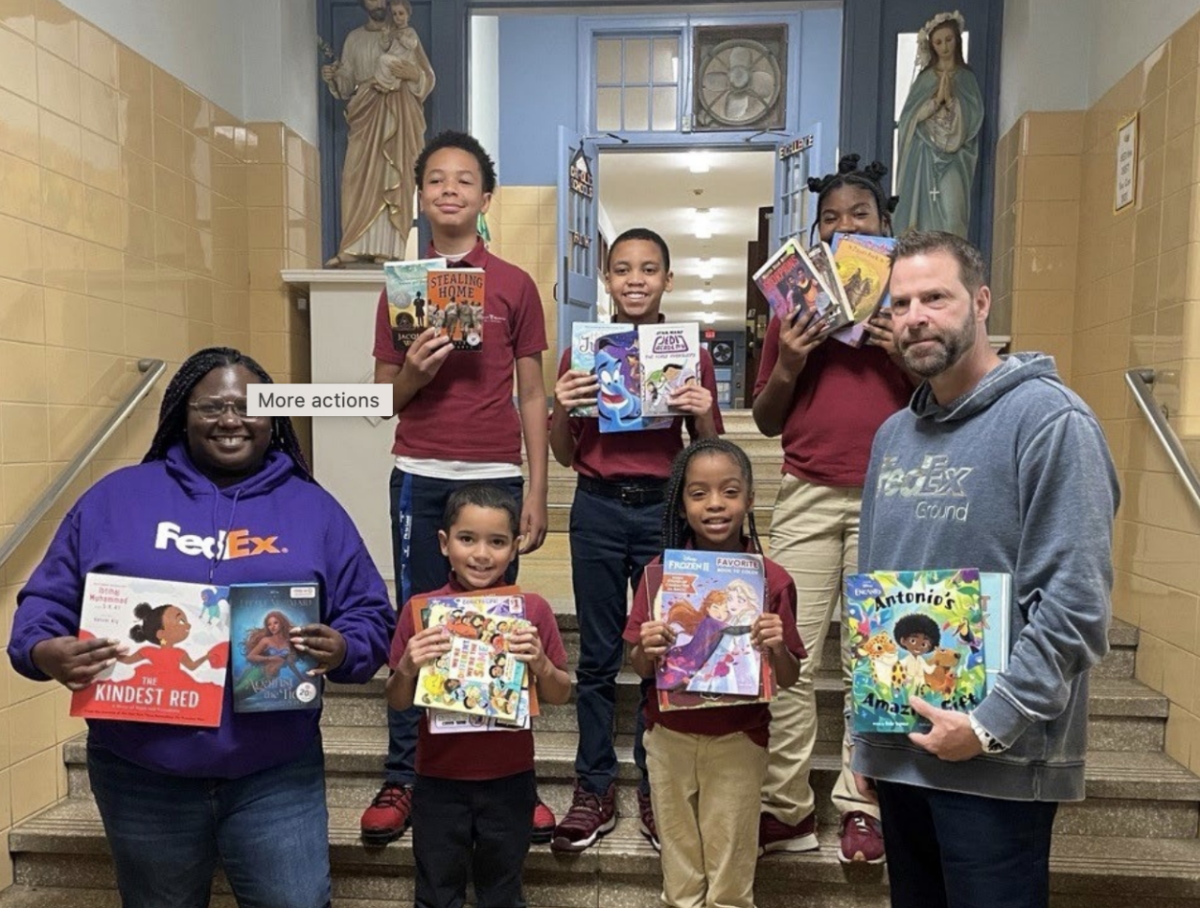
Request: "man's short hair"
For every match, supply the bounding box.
[891,230,988,297]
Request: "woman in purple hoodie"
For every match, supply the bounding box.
[8,347,395,908]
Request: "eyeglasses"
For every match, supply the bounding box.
[188,397,252,419]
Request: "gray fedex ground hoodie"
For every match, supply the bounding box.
[853,353,1120,802]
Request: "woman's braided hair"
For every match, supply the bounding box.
[661,438,761,554]
[806,153,899,244]
[142,346,311,475]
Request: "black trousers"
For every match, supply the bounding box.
[876,779,1058,908]
[412,770,536,908]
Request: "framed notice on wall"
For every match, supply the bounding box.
[1115,113,1138,212]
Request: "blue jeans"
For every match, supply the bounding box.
[570,486,662,794]
[385,468,524,784]
[87,740,331,908]
[875,780,1058,908]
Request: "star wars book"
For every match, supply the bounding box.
[592,329,672,434]
[230,582,323,714]
[845,569,986,734]
[383,257,446,351]
[752,239,853,335]
[70,574,231,727]
[829,233,896,347]
[569,322,634,417]
[639,322,700,417]
[656,550,767,699]
[426,268,485,351]
[415,603,531,722]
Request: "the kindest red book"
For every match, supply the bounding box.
[70,573,231,727]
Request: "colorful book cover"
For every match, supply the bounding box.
[426,268,485,351]
[845,569,986,734]
[829,233,896,347]
[655,550,766,698]
[383,257,446,351]
[230,582,322,713]
[594,330,672,434]
[808,241,852,320]
[569,322,632,417]
[752,239,853,333]
[415,603,530,722]
[70,574,231,727]
[639,323,700,417]
[428,688,532,734]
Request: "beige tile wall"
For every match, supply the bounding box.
[0,0,320,884]
[486,185,559,397]
[993,14,1200,774]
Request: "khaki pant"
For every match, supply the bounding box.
[645,726,766,908]
[761,475,880,824]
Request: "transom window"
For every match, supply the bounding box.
[595,35,681,132]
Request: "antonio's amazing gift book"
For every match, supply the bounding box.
[845,569,987,734]
[71,574,232,727]
[229,582,322,713]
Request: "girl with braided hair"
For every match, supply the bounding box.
[623,438,804,908]
[9,346,394,908]
[752,154,915,864]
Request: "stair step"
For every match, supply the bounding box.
[11,801,1200,903]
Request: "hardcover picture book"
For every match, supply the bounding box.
[230,582,322,714]
[752,239,853,334]
[980,572,1011,683]
[655,550,767,699]
[639,322,700,417]
[383,257,446,351]
[593,329,672,434]
[569,322,633,417]
[426,268,485,351]
[845,569,987,734]
[415,603,531,722]
[70,574,231,727]
[830,233,896,346]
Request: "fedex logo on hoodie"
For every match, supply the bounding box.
[155,522,285,559]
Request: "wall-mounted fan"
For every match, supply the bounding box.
[693,25,787,132]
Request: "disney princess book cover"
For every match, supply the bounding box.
[230,582,322,714]
[71,573,231,726]
[845,569,987,734]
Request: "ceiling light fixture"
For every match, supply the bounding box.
[688,151,711,174]
[700,289,714,306]
[698,259,715,281]
[693,208,713,239]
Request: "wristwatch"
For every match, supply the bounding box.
[969,712,1008,754]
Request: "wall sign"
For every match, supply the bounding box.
[1115,113,1138,212]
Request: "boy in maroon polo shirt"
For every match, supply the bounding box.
[548,228,723,853]
[363,131,552,845]
[388,484,569,908]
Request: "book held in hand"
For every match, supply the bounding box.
[427,268,486,351]
[845,569,987,734]
[70,574,231,727]
[829,233,896,347]
[593,329,672,434]
[639,323,700,417]
[230,582,323,713]
[569,322,633,417]
[383,257,446,351]
[752,239,854,334]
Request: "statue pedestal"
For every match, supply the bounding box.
[283,268,395,583]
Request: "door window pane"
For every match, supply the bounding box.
[597,88,622,131]
[597,39,622,84]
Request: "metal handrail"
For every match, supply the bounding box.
[0,358,167,569]
[1125,368,1200,514]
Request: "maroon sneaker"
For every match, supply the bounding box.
[550,782,616,853]
[838,810,885,864]
[360,782,413,846]
[532,796,556,844]
[758,811,818,856]
[636,788,660,852]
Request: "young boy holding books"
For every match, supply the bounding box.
[752,155,913,863]
[626,439,804,908]
[549,228,723,853]
[365,130,552,845]
[387,484,570,908]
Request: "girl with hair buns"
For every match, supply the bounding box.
[753,155,915,865]
[8,346,394,908]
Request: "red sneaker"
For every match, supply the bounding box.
[550,782,616,853]
[532,796,556,844]
[838,810,885,864]
[636,788,660,852]
[360,782,413,846]
[758,811,818,856]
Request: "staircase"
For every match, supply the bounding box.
[4,413,1200,907]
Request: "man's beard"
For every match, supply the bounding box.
[899,307,977,378]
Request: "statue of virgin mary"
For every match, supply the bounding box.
[894,11,984,238]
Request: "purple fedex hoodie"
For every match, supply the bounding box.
[8,443,394,779]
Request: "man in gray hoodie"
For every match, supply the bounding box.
[853,231,1120,908]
